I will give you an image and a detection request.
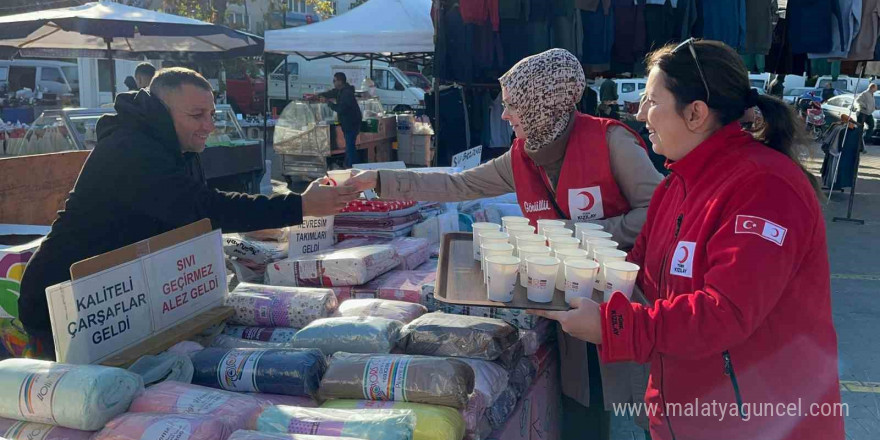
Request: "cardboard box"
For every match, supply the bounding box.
[45,220,227,364]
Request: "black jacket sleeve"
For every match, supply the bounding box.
[328,86,358,115]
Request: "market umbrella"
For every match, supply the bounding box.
[0,0,263,93]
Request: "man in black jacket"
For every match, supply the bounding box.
[18,68,359,358]
[320,72,362,166]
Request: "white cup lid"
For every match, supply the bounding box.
[605,261,640,272]
[526,256,560,266]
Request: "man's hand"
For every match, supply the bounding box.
[301,178,360,217]
[528,297,603,344]
[347,170,379,192]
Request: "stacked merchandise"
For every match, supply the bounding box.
[334,200,422,239]
[334,237,431,271]
[223,229,289,284]
[332,269,437,304]
[265,244,401,287]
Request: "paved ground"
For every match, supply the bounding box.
[611,142,880,439]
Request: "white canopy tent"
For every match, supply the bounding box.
[264,0,433,64]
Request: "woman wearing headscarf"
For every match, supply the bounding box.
[349,48,664,438]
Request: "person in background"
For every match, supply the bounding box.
[769,73,785,97]
[532,39,843,440]
[580,79,599,116]
[18,68,360,358]
[821,81,836,102]
[319,72,363,167]
[348,49,663,440]
[124,76,139,92]
[134,62,157,89]
[855,83,877,145]
[599,77,620,120]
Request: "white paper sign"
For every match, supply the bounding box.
[451,145,483,170]
[288,216,335,258]
[46,230,227,364]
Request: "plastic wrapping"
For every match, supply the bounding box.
[290,317,402,356]
[128,353,194,386]
[211,334,292,349]
[190,348,325,398]
[128,381,265,432]
[518,318,553,356]
[333,270,437,304]
[265,245,401,287]
[224,235,288,266]
[460,392,488,439]
[322,400,465,440]
[256,406,415,440]
[244,228,290,242]
[0,359,144,431]
[228,431,364,440]
[226,283,338,328]
[251,394,318,408]
[92,413,231,440]
[335,299,427,324]
[224,326,299,343]
[460,360,509,404]
[0,417,94,440]
[508,357,537,400]
[166,341,205,355]
[398,313,519,361]
[485,388,518,430]
[319,353,474,409]
[335,237,431,271]
[421,285,544,330]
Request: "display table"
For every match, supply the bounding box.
[330,116,396,163]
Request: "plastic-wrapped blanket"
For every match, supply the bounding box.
[251,394,318,408]
[518,319,553,356]
[290,317,401,355]
[398,313,518,361]
[458,360,508,438]
[167,341,205,355]
[190,348,325,398]
[334,238,431,271]
[224,235,288,266]
[322,400,465,440]
[319,353,474,409]
[421,285,544,330]
[0,417,94,440]
[0,359,144,431]
[244,228,290,242]
[265,245,401,287]
[128,381,264,432]
[128,353,194,386]
[211,335,292,349]
[224,326,299,343]
[485,388,518,430]
[333,270,436,304]
[335,299,426,324]
[92,413,231,440]
[229,431,364,440]
[226,283,338,328]
[254,406,415,440]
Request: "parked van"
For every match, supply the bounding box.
[590,78,647,105]
[817,75,873,93]
[0,59,78,97]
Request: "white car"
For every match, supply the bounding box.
[822,92,880,137]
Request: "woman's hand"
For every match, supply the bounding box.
[347,170,379,192]
[528,297,603,344]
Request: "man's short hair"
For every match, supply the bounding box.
[134,62,156,80]
[334,72,347,83]
[149,67,213,100]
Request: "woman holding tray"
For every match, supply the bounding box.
[348,48,663,439]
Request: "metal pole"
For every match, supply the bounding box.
[432,1,441,166]
[833,139,866,224]
[263,53,269,157]
[106,38,116,96]
[828,63,866,203]
[283,12,289,103]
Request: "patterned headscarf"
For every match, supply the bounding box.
[499,48,586,152]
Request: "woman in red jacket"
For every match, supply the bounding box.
[533,39,845,439]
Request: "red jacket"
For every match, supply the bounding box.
[599,123,844,439]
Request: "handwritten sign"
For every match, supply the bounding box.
[46,229,226,364]
[451,145,482,170]
[288,216,335,258]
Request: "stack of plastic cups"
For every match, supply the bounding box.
[554,248,589,290]
[517,245,552,287]
[477,230,508,263]
[507,224,536,249]
[481,242,515,284]
[502,216,531,233]
[516,234,547,258]
[549,236,581,256]
[472,222,501,261]
[525,256,560,303]
[486,255,521,302]
[592,248,628,292]
[536,219,565,236]
[585,238,619,260]
[574,222,604,242]
[581,230,613,250]
[564,258,600,305]
[603,261,640,302]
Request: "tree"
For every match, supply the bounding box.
[0,0,81,17]
[350,0,368,8]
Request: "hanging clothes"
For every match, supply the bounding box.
[575,0,612,14]
[677,0,699,40]
[612,0,647,66]
[488,93,515,148]
[701,0,746,50]
[552,0,580,55]
[436,5,475,83]
[499,0,526,19]
[809,0,862,59]
[582,7,616,73]
[788,0,841,54]
[426,87,470,166]
[742,0,776,55]
[528,0,552,20]
[460,0,501,31]
[846,0,880,60]
[644,0,678,52]
[821,123,863,190]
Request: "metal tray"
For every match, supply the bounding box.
[435,232,570,311]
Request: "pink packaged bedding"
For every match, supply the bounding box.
[334,238,430,271]
[128,381,265,432]
[0,417,93,440]
[93,413,230,440]
[226,283,338,329]
[251,394,318,408]
[265,245,401,287]
[228,431,364,440]
[334,270,436,304]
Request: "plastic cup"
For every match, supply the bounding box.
[486,255,521,302]
[564,258,600,305]
[603,261,640,302]
[526,256,560,303]
[554,248,589,290]
[507,225,536,247]
[472,223,501,261]
[516,234,548,257]
[502,216,531,232]
[581,230,613,249]
[593,248,628,291]
[481,243,515,283]
[537,219,565,236]
[574,222,605,242]
[326,169,352,186]
[585,238,619,259]
[517,245,552,287]
[544,227,574,238]
[549,236,581,254]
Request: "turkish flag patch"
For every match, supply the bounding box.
[735,215,787,246]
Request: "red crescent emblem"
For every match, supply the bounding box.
[677,246,689,264]
[578,191,595,211]
[770,228,780,238]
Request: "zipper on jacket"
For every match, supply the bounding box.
[723,350,747,420]
[656,213,684,440]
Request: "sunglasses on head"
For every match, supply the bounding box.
[672,38,711,105]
